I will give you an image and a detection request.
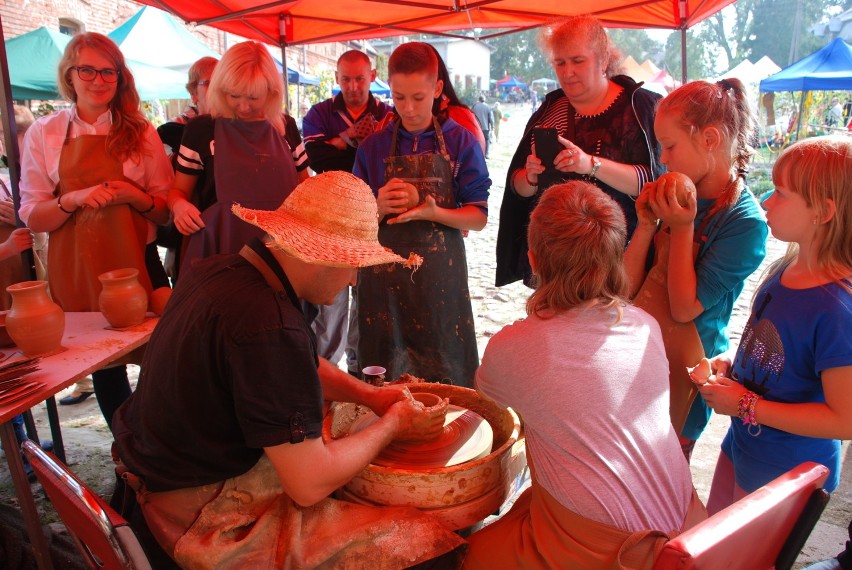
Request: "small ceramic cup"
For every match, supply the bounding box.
[362,365,386,386]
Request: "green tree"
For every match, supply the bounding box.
[487,29,551,82]
[664,29,714,81]
[608,29,665,62]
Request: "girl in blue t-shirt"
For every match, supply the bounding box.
[625,78,768,460]
[699,135,852,514]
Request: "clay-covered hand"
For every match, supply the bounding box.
[647,172,697,229]
[365,384,411,417]
[0,227,33,258]
[171,198,206,235]
[388,195,438,225]
[377,178,419,217]
[0,199,16,226]
[390,393,449,443]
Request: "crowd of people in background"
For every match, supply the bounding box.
[1,12,850,570]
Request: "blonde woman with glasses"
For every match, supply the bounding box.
[19,32,173,430]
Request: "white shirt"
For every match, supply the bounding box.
[19,107,173,242]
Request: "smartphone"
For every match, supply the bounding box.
[533,127,560,169]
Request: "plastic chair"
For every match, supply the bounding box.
[654,461,831,570]
[21,440,152,570]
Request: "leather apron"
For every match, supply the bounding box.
[357,118,478,387]
[181,118,297,272]
[50,117,151,312]
[632,228,704,435]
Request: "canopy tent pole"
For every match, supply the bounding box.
[279,13,290,112]
[0,17,36,283]
[679,0,688,83]
[795,90,805,142]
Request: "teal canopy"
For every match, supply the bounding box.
[5,27,68,100]
[5,26,192,100]
[108,6,219,74]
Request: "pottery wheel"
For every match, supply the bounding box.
[349,405,494,469]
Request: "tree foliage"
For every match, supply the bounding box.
[479,0,849,86]
[488,29,552,81]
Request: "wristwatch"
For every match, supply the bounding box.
[589,156,602,179]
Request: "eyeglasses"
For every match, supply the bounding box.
[70,66,120,83]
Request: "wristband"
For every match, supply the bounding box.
[588,156,602,179]
[524,171,538,187]
[136,194,156,214]
[57,194,74,214]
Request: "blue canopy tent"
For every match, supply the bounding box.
[5,26,190,101]
[108,6,219,74]
[496,76,528,90]
[332,78,390,97]
[760,38,852,141]
[285,65,321,86]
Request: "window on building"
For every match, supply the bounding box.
[58,18,82,37]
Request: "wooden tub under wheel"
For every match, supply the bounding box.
[322,383,527,530]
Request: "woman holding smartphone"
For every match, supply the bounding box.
[496,15,663,287]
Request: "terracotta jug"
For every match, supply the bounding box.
[98,268,148,328]
[5,280,65,356]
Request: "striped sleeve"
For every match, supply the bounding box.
[176,144,204,173]
[291,140,309,172]
[634,164,653,192]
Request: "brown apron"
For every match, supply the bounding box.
[181,118,297,273]
[632,228,704,435]
[357,118,478,387]
[49,118,151,312]
[462,465,707,570]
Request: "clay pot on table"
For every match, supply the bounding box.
[98,268,148,328]
[5,280,65,356]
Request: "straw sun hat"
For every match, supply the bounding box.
[232,171,421,268]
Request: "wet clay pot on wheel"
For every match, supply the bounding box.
[5,281,65,356]
[98,268,148,328]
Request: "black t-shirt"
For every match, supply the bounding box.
[113,239,323,492]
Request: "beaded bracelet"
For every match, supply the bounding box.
[524,171,538,188]
[57,194,74,214]
[737,390,762,436]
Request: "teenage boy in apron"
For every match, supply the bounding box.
[353,42,491,388]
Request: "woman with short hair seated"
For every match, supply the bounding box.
[464,181,706,569]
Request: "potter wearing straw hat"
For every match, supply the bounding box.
[112,171,462,569]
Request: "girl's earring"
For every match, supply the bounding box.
[813,217,818,225]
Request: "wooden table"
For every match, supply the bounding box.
[0,312,157,570]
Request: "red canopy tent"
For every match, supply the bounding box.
[135,0,733,87]
[0,0,735,239]
[135,0,733,48]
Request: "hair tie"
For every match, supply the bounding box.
[718,79,734,93]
